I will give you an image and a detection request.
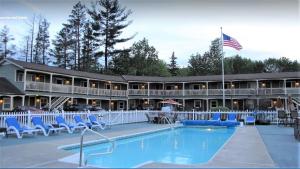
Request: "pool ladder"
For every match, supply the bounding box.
[161,116,176,129]
[79,128,115,167]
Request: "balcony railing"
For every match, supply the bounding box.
[185,89,207,96]
[52,84,72,93]
[24,80,299,97]
[25,81,50,92]
[128,89,148,95]
[73,86,87,94]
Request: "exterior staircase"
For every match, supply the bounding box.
[292,97,300,111]
[45,96,70,111]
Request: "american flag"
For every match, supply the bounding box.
[223,33,242,50]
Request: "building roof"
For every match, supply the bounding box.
[123,72,300,82]
[0,77,24,95]
[3,58,300,83]
[6,58,126,83]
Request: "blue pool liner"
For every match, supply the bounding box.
[182,120,239,127]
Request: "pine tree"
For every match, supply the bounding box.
[90,0,133,71]
[168,51,178,76]
[81,22,98,72]
[67,1,86,70]
[51,26,74,69]
[0,26,15,59]
[33,19,42,63]
[40,19,50,64]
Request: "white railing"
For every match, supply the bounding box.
[0,110,148,128]
[165,90,183,96]
[111,90,127,97]
[128,89,148,95]
[52,84,72,93]
[185,89,207,96]
[73,86,87,94]
[149,90,165,96]
[25,81,50,91]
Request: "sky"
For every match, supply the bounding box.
[0,0,299,67]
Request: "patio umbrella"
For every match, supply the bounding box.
[160,99,182,105]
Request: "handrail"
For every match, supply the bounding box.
[79,128,115,167]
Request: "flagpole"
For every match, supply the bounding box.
[220,27,225,107]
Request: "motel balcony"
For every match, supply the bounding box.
[25,81,128,97]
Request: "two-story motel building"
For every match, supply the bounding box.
[0,58,299,111]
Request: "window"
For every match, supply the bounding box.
[210,100,218,108]
[3,98,11,109]
[194,100,201,108]
[105,84,111,89]
[193,85,200,90]
[16,72,24,82]
[56,79,63,85]
[132,84,138,89]
[119,101,124,110]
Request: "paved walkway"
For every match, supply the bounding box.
[256,125,300,168]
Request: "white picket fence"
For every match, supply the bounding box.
[1,110,297,128]
[0,110,148,128]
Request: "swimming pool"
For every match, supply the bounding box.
[67,127,235,168]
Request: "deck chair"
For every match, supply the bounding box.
[88,114,107,130]
[245,116,256,125]
[210,113,221,121]
[74,115,100,130]
[5,117,39,139]
[55,116,84,133]
[31,116,63,136]
[226,113,237,122]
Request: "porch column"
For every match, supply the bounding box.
[182,99,185,111]
[256,80,259,95]
[206,99,209,111]
[71,76,74,94]
[147,82,150,96]
[206,82,209,96]
[126,99,129,110]
[257,98,260,110]
[23,69,27,91]
[48,96,52,111]
[49,73,53,92]
[86,98,89,105]
[182,82,185,96]
[10,96,14,110]
[86,78,90,95]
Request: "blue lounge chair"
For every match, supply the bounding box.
[245,116,256,125]
[226,113,237,122]
[5,117,39,139]
[55,116,84,133]
[74,115,92,128]
[88,114,107,130]
[32,116,63,136]
[210,113,221,121]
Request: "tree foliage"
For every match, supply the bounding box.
[0,26,15,59]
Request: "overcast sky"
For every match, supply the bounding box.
[0,0,299,66]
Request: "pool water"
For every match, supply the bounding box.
[69,127,235,168]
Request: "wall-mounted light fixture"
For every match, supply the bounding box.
[202,85,206,89]
[35,76,40,81]
[65,80,70,85]
[295,82,299,87]
[0,99,3,104]
[92,83,96,88]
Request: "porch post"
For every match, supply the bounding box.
[23,69,27,91]
[86,78,90,95]
[206,99,209,111]
[147,82,150,97]
[48,96,52,111]
[49,73,53,92]
[182,99,185,111]
[10,96,14,111]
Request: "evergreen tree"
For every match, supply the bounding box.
[0,26,15,59]
[67,1,86,70]
[90,0,133,71]
[168,51,178,76]
[81,22,98,72]
[51,26,74,68]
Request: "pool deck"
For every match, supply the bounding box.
[0,123,296,168]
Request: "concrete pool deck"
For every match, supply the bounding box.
[0,123,294,168]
